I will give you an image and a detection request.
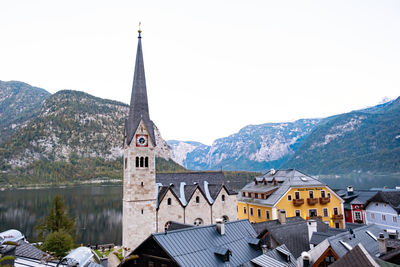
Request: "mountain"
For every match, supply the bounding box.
[168,119,322,172]
[282,97,400,175]
[0,86,175,186]
[0,81,50,143]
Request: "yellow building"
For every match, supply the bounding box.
[238,169,345,228]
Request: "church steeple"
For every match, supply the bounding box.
[126,26,156,146]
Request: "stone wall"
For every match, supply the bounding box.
[211,187,238,223]
[156,190,185,232]
[184,188,212,226]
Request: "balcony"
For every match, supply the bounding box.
[293,198,304,206]
[307,198,318,205]
[319,197,331,204]
[307,216,322,220]
[332,214,344,220]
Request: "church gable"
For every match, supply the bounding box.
[185,187,212,226]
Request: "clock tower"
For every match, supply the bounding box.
[122,28,157,252]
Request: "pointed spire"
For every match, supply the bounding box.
[126,25,156,146]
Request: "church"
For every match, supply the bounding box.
[122,28,238,251]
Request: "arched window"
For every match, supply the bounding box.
[164,221,171,230]
[222,215,229,222]
[135,157,139,167]
[145,157,148,168]
[196,196,200,203]
[141,181,144,187]
[194,218,203,226]
[141,209,144,214]
[167,198,172,205]
[140,157,144,167]
[222,195,225,201]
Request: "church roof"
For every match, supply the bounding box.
[156,172,237,207]
[125,31,156,146]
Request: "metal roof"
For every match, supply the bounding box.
[239,169,326,206]
[151,219,262,267]
[250,244,297,267]
[365,191,400,213]
[330,244,379,267]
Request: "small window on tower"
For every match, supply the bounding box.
[145,157,149,168]
[136,157,139,167]
[140,157,144,167]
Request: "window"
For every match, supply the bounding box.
[295,210,301,217]
[141,209,144,214]
[196,196,200,203]
[309,209,317,217]
[354,211,361,221]
[222,195,225,201]
[167,198,172,205]
[288,195,292,201]
[242,192,246,197]
[140,157,144,167]
[371,213,375,219]
[250,208,254,216]
[164,221,171,230]
[323,208,328,217]
[321,190,326,198]
[244,207,247,214]
[222,215,229,222]
[261,194,265,199]
[257,209,261,218]
[255,193,258,199]
[335,222,340,229]
[346,211,350,217]
[333,207,338,215]
[136,157,139,167]
[327,193,331,198]
[382,214,386,221]
[145,157,148,167]
[266,210,270,219]
[194,218,203,226]
[295,191,300,200]
[309,191,314,199]
[394,216,398,223]
[141,181,144,187]
[124,158,127,169]
[148,261,154,267]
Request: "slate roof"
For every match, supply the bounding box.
[253,217,333,258]
[239,169,330,206]
[156,172,237,207]
[335,189,378,207]
[365,191,400,213]
[330,243,379,267]
[15,241,48,260]
[125,32,156,146]
[250,244,297,267]
[130,220,262,267]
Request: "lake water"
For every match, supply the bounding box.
[1,174,399,245]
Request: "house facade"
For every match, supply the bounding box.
[365,191,400,232]
[238,169,345,228]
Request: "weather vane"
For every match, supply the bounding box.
[138,22,142,36]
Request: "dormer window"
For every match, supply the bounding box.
[242,192,246,197]
[196,196,200,203]
[222,195,225,201]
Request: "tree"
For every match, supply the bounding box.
[41,230,74,257]
[35,195,76,240]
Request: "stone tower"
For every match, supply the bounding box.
[122,28,157,252]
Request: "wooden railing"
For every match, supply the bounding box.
[319,197,330,204]
[307,216,322,220]
[307,198,318,205]
[293,198,304,206]
[332,214,344,220]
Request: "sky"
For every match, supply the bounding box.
[1,0,399,145]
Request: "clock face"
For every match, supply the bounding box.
[136,134,148,147]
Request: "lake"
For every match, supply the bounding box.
[0,174,399,245]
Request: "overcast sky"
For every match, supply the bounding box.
[1,0,399,145]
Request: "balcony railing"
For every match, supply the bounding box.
[332,214,344,220]
[293,198,304,206]
[307,216,322,220]
[307,198,318,205]
[319,197,331,204]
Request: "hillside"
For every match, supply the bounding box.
[282,97,400,174]
[168,119,321,172]
[0,81,50,143]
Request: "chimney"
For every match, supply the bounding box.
[378,233,387,255]
[216,218,225,235]
[301,251,310,267]
[347,186,354,195]
[307,220,318,245]
[261,245,267,254]
[278,210,286,224]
